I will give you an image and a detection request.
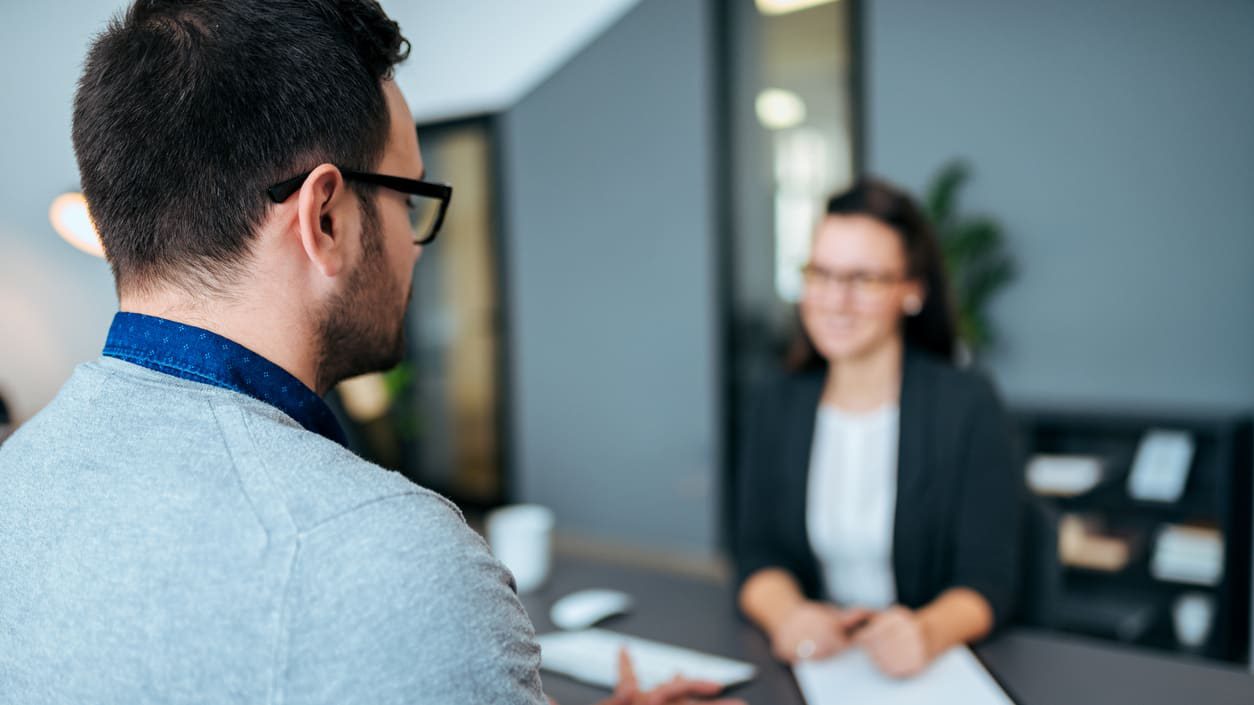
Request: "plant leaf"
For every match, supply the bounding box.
[926,160,970,227]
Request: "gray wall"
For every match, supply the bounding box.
[0,0,641,425]
[502,0,720,557]
[0,1,128,424]
[865,0,1254,410]
[865,0,1254,669]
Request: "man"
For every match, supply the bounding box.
[0,2,738,704]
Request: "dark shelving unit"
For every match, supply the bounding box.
[1015,407,1252,665]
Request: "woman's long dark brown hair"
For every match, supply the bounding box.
[789,178,958,370]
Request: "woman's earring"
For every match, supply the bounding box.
[903,296,923,316]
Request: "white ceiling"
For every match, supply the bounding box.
[381,0,643,124]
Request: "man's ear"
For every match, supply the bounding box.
[296,163,352,278]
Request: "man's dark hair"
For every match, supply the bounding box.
[73,0,410,295]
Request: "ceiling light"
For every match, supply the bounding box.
[755,0,838,16]
[755,89,807,130]
[49,192,105,258]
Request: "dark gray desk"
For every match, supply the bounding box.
[520,555,1254,705]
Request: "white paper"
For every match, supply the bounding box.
[1151,525,1224,586]
[794,646,1013,705]
[1127,430,1195,503]
[1026,454,1104,496]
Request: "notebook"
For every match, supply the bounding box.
[794,645,1014,705]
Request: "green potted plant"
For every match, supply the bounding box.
[924,160,1016,361]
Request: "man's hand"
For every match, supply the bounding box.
[853,606,933,678]
[768,601,871,663]
[591,647,746,705]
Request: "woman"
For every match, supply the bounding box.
[735,178,1022,678]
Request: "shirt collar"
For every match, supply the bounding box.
[102,312,347,447]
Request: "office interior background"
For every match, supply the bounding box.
[2,0,1253,671]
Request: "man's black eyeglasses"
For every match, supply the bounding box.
[266,168,452,245]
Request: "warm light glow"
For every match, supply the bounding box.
[755,89,807,130]
[755,0,838,16]
[49,192,105,258]
[338,372,392,422]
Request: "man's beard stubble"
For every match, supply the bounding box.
[314,201,410,392]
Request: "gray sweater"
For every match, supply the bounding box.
[0,358,546,704]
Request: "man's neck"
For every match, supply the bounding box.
[119,292,322,395]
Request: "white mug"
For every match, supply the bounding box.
[1172,592,1214,649]
[486,504,555,594]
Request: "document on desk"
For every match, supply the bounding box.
[794,646,1013,705]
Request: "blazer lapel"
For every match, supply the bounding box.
[792,371,825,513]
[896,349,932,501]
[893,347,933,604]
[792,370,825,594]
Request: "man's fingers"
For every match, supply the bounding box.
[676,679,726,696]
[618,647,635,681]
[615,647,639,697]
[641,677,726,704]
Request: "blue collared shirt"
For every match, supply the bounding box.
[102,312,347,446]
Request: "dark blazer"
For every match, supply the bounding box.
[734,347,1023,629]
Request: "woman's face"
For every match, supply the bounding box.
[800,214,924,363]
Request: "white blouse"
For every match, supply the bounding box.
[805,403,900,610]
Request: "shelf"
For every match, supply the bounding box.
[1041,487,1219,526]
[1063,564,1223,595]
[1014,406,1252,665]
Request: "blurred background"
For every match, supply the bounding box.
[2,0,1252,670]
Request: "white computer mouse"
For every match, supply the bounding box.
[549,588,634,630]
